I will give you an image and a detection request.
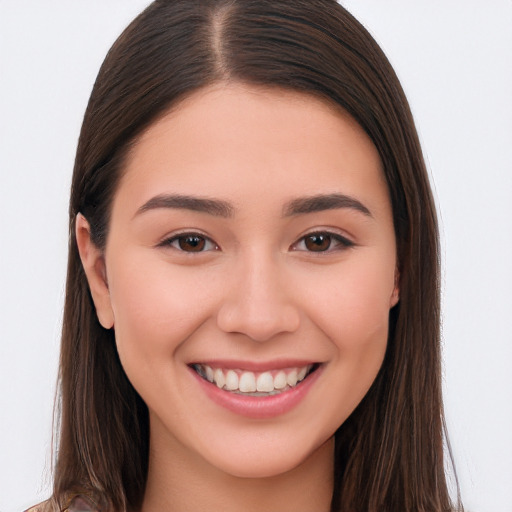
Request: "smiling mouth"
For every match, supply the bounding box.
[191,363,319,396]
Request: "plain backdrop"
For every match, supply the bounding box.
[1,1,511,511]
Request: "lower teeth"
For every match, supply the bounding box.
[232,388,290,397]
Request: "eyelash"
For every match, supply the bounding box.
[291,231,355,253]
[159,230,354,254]
[158,232,219,253]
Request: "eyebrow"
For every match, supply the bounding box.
[135,192,371,219]
[136,194,234,218]
[282,193,372,217]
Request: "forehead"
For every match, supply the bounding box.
[115,83,387,215]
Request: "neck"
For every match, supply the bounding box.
[141,425,334,512]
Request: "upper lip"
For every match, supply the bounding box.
[188,359,321,372]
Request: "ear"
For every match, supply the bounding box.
[75,213,114,329]
[389,268,400,308]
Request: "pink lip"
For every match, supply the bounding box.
[188,363,324,419]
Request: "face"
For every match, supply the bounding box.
[78,84,399,479]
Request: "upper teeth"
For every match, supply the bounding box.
[193,364,312,394]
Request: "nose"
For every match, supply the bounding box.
[216,253,301,342]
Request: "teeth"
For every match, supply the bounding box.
[256,372,274,392]
[214,368,225,389]
[286,369,298,387]
[273,371,287,390]
[239,372,257,392]
[225,370,239,391]
[194,364,313,394]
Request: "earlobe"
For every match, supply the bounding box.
[390,269,400,308]
[75,213,115,329]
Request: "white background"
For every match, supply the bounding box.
[1,1,511,511]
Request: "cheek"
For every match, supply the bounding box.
[106,252,218,365]
[302,255,395,350]
[300,257,394,426]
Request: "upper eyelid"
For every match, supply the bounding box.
[158,229,214,242]
[294,227,355,243]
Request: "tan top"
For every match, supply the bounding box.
[25,496,100,512]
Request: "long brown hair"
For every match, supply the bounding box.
[51,1,462,510]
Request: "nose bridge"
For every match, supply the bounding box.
[216,247,300,341]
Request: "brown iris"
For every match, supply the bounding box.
[178,235,206,252]
[304,233,332,252]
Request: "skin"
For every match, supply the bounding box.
[77,83,399,512]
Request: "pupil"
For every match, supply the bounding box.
[179,236,205,252]
[306,234,331,251]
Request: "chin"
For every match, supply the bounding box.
[201,434,334,480]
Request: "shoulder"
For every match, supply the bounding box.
[24,496,101,512]
[24,502,52,512]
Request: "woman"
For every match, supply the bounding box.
[28,0,462,510]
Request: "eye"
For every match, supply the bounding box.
[159,233,219,253]
[292,231,354,253]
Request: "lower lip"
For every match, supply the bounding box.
[189,365,323,419]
